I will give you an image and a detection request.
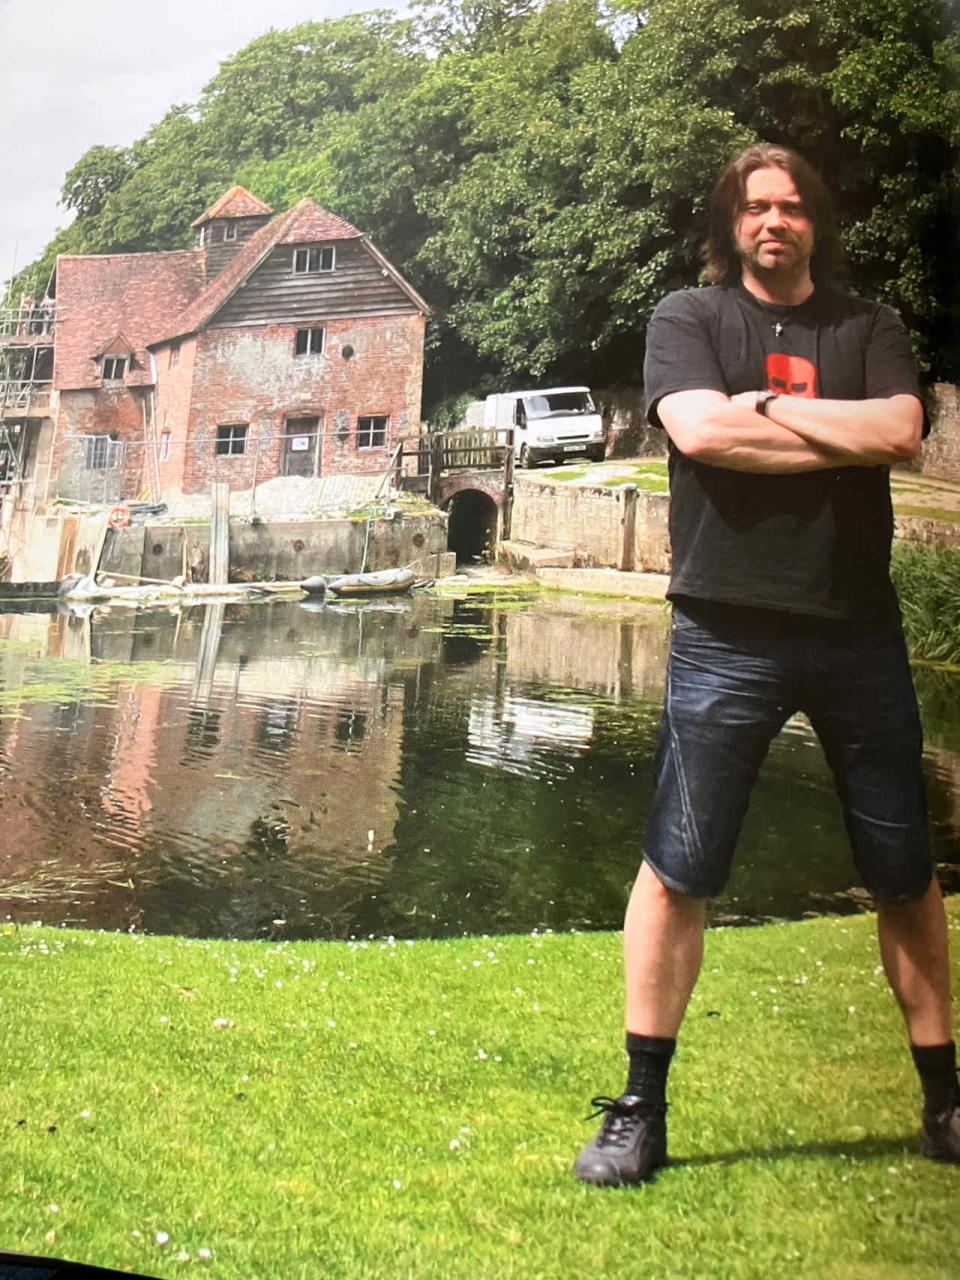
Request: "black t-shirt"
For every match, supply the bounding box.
[643,284,924,621]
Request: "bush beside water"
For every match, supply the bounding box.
[891,543,960,666]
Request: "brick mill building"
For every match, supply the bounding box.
[22,187,431,506]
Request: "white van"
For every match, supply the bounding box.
[483,386,605,468]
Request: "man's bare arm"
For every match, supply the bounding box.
[659,390,855,474]
[737,392,923,466]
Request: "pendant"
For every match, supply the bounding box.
[773,321,784,338]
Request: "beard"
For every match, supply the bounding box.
[737,240,812,284]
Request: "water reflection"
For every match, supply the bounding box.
[0,594,957,940]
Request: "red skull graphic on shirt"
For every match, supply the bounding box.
[765,353,818,398]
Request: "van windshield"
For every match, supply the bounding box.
[524,391,594,419]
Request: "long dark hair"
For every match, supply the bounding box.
[701,143,844,285]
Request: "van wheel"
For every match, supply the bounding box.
[519,444,532,469]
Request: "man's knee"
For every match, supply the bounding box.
[634,860,708,915]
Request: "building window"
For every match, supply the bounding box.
[293,246,335,274]
[223,222,238,241]
[102,356,126,381]
[197,226,206,247]
[294,327,325,356]
[160,431,171,461]
[215,423,248,456]
[357,415,387,449]
[85,435,118,470]
[168,342,180,369]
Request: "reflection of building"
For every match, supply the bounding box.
[467,693,595,778]
[3,186,431,511]
[503,601,670,701]
[0,601,446,934]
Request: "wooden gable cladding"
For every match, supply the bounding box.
[209,240,420,328]
[202,217,273,281]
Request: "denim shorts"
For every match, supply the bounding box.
[643,600,932,902]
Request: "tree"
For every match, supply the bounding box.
[198,13,422,163]
[60,145,134,221]
[410,0,543,53]
[416,0,620,382]
[79,107,231,253]
[575,0,960,376]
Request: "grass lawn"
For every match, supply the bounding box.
[2,901,959,1280]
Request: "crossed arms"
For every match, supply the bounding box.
[658,389,923,474]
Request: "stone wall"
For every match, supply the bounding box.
[920,383,960,483]
[593,388,663,460]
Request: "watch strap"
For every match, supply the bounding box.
[756,390,778,417]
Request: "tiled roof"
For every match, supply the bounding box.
[94,332,135,357]
[53,251,205,389]
[273,200,363,245]
[191,185,273,227]
[158,199,368,343]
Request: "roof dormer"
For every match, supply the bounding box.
[192,186,273,280]
[94,333,135,384]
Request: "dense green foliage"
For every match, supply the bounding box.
[891,541,960,665]
[11,0,960,412]
[2,905,959,1277]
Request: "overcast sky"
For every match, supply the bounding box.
[0,0,378,288]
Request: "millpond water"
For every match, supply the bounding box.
[1,588,958,941]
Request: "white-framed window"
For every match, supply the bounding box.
[293,246,335,274]
[159,431,171,461]
[223,222,238,241]
[294,327,325,356]
[84,434,120,470]
[102,356,126,381]
[357,415,387,449]
[215,423,248,456]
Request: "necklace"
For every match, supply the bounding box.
[773,321,785,338]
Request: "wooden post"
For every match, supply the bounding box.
[619,484,637,572]
[209,482,230,584]
[193,602,225,706]
[501,430,515,544]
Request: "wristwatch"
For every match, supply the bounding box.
[755,390,779,417]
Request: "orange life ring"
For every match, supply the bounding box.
[108,505,131,529]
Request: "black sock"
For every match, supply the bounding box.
[625,1032,676,1106]
[911,1041,957,1114]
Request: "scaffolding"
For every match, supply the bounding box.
[0,301,57,493]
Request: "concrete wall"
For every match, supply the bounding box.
[920,383,960,483]
[632,489,671,572]
[3,508,109,583]
[510,477,670,571]
[104,511,450,584]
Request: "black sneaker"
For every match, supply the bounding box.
[922,1074,960,1163]
[573,1094,667,1187]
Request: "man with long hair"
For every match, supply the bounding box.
[574,143,958,1186]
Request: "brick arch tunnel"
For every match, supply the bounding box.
[444,487,500,563]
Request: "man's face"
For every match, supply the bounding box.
[734,167,814,281]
